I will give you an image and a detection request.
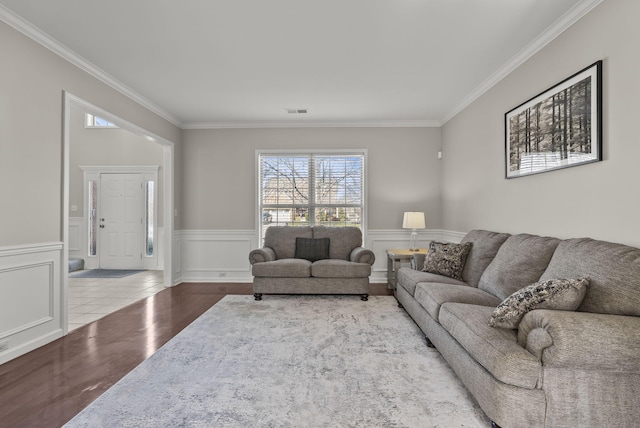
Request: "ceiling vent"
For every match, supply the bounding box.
[286,108,308,114]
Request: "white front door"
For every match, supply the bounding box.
[99,173,144,269]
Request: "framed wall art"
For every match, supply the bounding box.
[505,60,602,178]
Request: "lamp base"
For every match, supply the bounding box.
[409,229,418,252]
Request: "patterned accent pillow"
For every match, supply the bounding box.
[489,278,589,329]
[422,241,472,280]
[294,237,330,262]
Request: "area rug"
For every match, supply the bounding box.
[69,269,146,279]
[64,295,490,427]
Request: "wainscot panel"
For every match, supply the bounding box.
[178,230,258,283]
[0,243,64,365]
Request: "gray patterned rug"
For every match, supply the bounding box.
[65,295,490,427]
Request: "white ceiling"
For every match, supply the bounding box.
[0,0,600,128]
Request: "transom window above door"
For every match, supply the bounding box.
[257,150,366,241]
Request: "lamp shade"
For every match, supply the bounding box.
[402,212,426,229]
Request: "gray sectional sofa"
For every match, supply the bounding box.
[396,230,640,428]
[249,226,375,301]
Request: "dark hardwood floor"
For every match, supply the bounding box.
[0,283,391,428]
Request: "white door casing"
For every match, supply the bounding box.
[99,173,143,269]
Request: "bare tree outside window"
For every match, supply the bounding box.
[259,152,365,240]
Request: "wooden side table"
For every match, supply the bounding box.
[386,248,428,293]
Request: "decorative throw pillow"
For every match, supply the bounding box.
[489,277,589,329]
[294,237,330,262]
[422,241,472,280]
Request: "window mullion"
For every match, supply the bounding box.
[308,154,316,226]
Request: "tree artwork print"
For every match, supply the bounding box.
[505,61,602,178]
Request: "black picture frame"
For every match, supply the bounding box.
[505,60,602,178]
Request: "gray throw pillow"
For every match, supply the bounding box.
[422,241,472,280]
[489,278,589,329]
[294,237,330,262]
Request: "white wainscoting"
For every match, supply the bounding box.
[177,230,258,283]
[366,229,446,283]
[68,216,84,260]
[175,229,462,284]
[0,242,64,365]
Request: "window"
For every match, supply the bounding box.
[258,151,365,240]
[145,181,154,257]
[85,113,118,128]
[88,180,98,256]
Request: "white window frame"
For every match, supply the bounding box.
[256,149,367,243]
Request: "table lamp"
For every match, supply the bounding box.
[402,212,426,251]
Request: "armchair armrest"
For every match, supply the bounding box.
[249,247,276,265]
[350,247,375,265]
[518,309,640,371]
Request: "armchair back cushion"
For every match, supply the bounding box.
[264,226,312,259]
[478,234,560,300]
[539,238,640,316]
[460,230,511,287]
[313,226,362,260]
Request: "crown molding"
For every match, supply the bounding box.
[182,119,441,130]
[441,0,604,125]
[1,0,603,130]
[0,4,182,128]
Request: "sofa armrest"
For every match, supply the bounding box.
[517,309,640,371]
[249,247,277,265]
[411,253,426,270]
[349,247,375,265]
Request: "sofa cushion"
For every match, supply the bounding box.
[294,237,330,262]
[460,230,511,287]
[439,303,541,389]
[478,234,560,300]
[415,283,502,322]
[489,278,589,329]
[311,259,371,278]
[251,258,311,278]
[397,268,466,296]
[312,226,362,261]
[539,238,640,316]
[264,226,313,259]
[423,241,472,280]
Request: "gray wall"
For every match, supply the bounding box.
[68,105,165,225]
[181,127,442,231]
[0,20,180,247]
[441,0,640,247]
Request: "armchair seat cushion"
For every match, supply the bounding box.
[251,258,311,278]
[311,259,372,278]
[397,268,466,296]
[414,283,502,322]
[439,303,541,389]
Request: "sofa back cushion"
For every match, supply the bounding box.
[539,238,640,316]
[312,226,362,261]
[264,226,313,259]
[478,233,560,300]
[460,230,511,287]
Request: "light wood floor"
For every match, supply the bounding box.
[0,283,391,428]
